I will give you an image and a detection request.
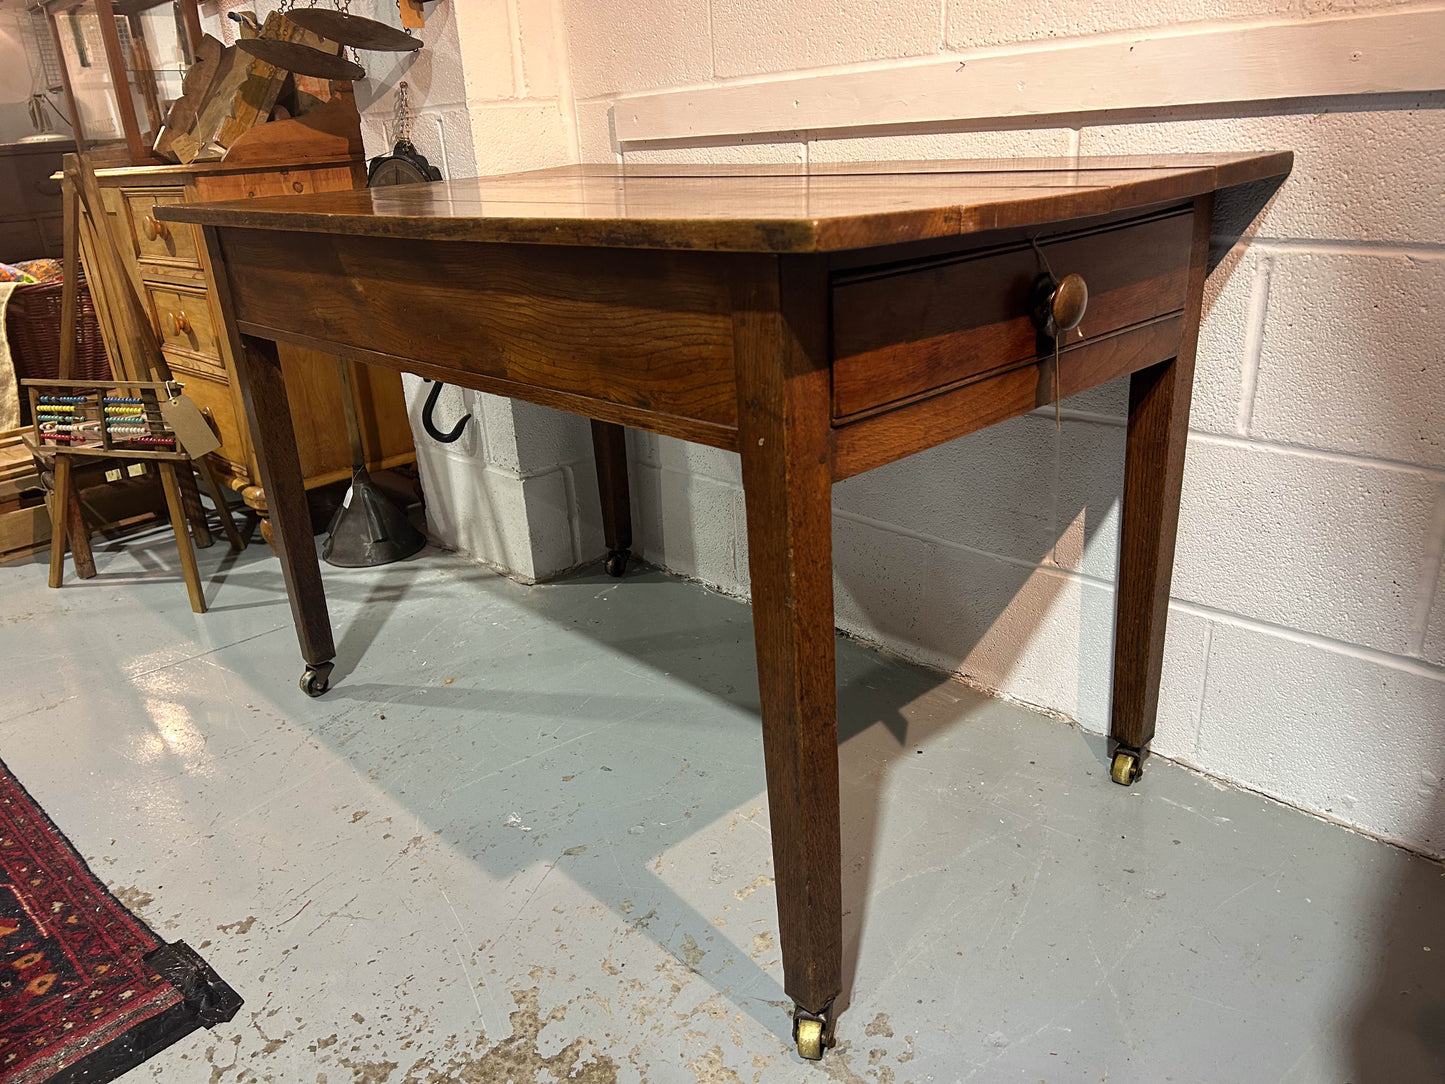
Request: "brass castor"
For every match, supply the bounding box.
[792,1005,831,1061]
[300,661,334,698]
[604,548,630,578]
[1110,747,1142,786]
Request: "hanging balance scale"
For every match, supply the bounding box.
[235,0,421,81]
[321,81,437,569]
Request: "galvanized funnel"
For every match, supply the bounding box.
[321,358,425,567]
[321,466,425,567]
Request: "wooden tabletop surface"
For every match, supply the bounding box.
[159,153,1291,252]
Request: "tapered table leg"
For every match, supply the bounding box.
[234,333,336,696]
[590,419,632,577]
[1109,194,1213,785]
[734,256,841,1059]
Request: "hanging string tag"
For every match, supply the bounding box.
[159,381,221,458]
[1028,238,1089,431]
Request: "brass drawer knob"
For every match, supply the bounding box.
[1030,270,1089,337]
[143,213,169,241]
[167,310,192,336]
[1050,273,1088,334]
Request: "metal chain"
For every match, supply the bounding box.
[392,81,411,145]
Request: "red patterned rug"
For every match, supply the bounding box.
[0,758,240,1083]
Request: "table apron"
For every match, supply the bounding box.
[217,227,743,441]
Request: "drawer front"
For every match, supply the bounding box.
[168,364,247,469]
[831,210,1194,419]
[146,282,223,369]
[123,188,201,269]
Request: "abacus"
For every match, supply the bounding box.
[26,379,184,460]
[22,376,245,614]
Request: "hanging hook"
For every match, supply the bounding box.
[421,379,471,443]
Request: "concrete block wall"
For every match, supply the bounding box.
[556,1,1445,856]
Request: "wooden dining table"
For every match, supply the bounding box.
[159,153,1291,1060]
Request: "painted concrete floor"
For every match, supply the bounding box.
[1,523,1443,1084]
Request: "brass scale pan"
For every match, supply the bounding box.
[236,9,420,80]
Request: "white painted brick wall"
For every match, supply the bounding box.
[1082,107,1445,245]
[1426,562,1445,665]
[710,0,943,79]
[1251,251,1444,469]
[551,0,1445,857]
[946,0,1291,50]
[561,0,711,100]
[1172,439,1437,654]
[1192,622,1445,855]
[808,127,1074,161]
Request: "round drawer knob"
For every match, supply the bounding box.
[1050,273,1088,334]
[143,213,169,241]
[167,310,191,336]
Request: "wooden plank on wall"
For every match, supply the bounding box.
[612,6,1445,143]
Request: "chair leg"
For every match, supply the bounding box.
[65,481,97,580]
[48,455,71,588]
[159,460,206,614]
[177,465,214,549]
[197,456,246,551]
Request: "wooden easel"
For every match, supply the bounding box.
[36,154,244,613]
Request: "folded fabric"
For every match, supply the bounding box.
[0,263,37,284]
[0,281,20,430]
[17,258,63,282]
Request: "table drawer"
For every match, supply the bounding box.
[146,282,223,369]
[831,210,1194,419]
[122,188,201,269]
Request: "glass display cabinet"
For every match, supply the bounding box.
[33,0,202,165]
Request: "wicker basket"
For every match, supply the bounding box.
[6,273,111,425]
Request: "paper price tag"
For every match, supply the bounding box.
[159,393,222,458]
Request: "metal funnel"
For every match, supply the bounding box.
[321,359,425,567]
[321,465,426,567]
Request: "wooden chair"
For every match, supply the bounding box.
[31,153,244,613]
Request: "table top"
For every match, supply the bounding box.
[160,153,1291,253]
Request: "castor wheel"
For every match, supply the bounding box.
[300,662,334,698]
[1110,746,1143,786]
[792,1005,831,1061]
[604,548,630,577]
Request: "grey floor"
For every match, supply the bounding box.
[1,521,1442,1084]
